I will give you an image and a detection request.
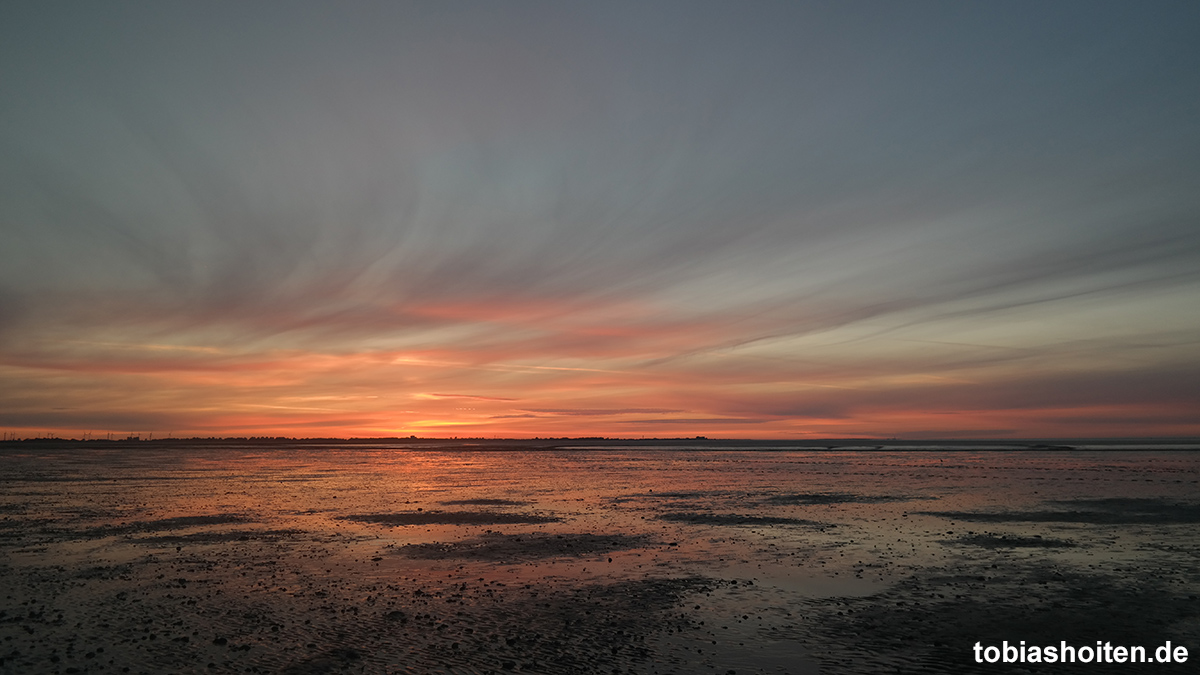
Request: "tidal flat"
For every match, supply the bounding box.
[1,441,1198,674]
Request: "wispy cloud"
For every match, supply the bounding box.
[423,393,519,402]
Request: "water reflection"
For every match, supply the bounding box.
[0,442,1197,673]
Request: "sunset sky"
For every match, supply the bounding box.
[2,1,1199,439]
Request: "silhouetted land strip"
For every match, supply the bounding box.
[656,512,822,527]
[77,515,254,539]
[3,437,1199,451]
[440,498,530,506]
[766,492,911,505]
[1,514,263,543]
[337,511,560,526]
[948,534,1077,549]
[396,532,653,561]
[922,497,1200,525]
[132,529,308,545]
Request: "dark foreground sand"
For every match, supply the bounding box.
[1,443,1197,674]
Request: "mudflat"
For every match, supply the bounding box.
[1,441,1197,674]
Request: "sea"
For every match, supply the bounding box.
[1,439,1197,674]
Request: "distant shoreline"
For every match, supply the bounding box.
[1,437,1198,451]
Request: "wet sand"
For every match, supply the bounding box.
[1,442,1197,673]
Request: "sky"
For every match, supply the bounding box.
[1,1,1199,440]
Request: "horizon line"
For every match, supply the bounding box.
[2,435,1199,445]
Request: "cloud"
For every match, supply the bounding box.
[521,408,682,417]
[621,418,765,425]
[425,393,518,401]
